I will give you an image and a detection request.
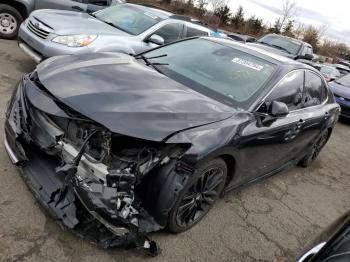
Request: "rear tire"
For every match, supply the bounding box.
[0,4,23,39]
[298,129,329,168]
[167,158,227,233]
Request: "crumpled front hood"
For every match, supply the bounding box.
[31,9,129,36]
[36,53,235,141]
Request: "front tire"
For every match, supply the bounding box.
[0,4,23,39]
[298,129,329,168]
[167,158,227,233]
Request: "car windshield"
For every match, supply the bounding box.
[142,38,277,107]
[258,35,302,55]
[94,5,162,35]
[335,74,350,88]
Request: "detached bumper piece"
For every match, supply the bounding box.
[4,77,161,256]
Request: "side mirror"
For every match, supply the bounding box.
[146,34,165,46]
[269,101,289,117]
[87,4,104,13]
[299,54,313,60]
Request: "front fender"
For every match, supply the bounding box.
[141,160,189,227]
[165,112,250,166]
[91,38,137,55]
[14,0,33,16]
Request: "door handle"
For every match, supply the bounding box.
[324,111,330,119]
[72,6,84,11]
[296,119,305,128]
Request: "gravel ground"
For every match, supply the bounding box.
[0,39,349,262]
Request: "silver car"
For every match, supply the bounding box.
[18,3,213,62]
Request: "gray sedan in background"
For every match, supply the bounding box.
[18,3,214,62]
[0,0,122,39]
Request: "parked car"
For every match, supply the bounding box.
[17,3,213,62]
[251,33,314,64]
[333,63,350,77]
[338,60,350,68]
[0,0,121,39]
[328,75,350,118]
[319,65,341,82]
[227,32,256,43]
[5,37,339,254]
[298,210,350,262]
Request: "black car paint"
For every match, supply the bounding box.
[36,53,235,142]
[4,37,340,254]
[298,211,350,261]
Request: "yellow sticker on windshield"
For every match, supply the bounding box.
[232,57,263,71]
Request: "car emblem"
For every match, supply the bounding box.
[34,22,40,29]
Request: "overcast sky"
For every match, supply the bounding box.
[227,0,350,43]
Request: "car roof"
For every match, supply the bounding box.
[228,33,255,41]
[127,3,211,31]
[334,64,350,70]
[204,37,311,68]
[126,3,173,19]
[260,33,311,47]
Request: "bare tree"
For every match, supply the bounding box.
[278,0,298,32]
[207,0,228,12]
[303,25,320,51]
[293,22,306,39]
[317,23,329,39]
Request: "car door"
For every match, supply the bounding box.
[35,0,88,12]
[236,70,309,183]
[296,70,330,152]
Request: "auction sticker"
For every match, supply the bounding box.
[232,57,263,71]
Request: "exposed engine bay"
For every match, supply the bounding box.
[4,73,191,256]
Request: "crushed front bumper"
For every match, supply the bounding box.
[4,78,161,255]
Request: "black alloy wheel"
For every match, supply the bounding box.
[298,129,329,167]
[168,158,227,233]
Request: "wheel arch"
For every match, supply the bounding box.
[190,147,239,188]
[0,1,28,19]
[218,154,236,186]
[138,147,239,227]
[327,126,333,139]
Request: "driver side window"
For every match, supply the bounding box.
[266,70,304,111]
[152,23,184,44]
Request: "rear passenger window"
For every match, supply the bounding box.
[153,23,183,44]
[304,71,324,107]
[266,70,304,110]
[185,27,208,37]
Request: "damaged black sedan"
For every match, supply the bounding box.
[4,37,340,255]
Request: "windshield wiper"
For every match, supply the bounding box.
[135,54,169,74]
[258,41,292,54]
[257,41,272,46]
[100,20,130,33]
[270,44,292,54]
